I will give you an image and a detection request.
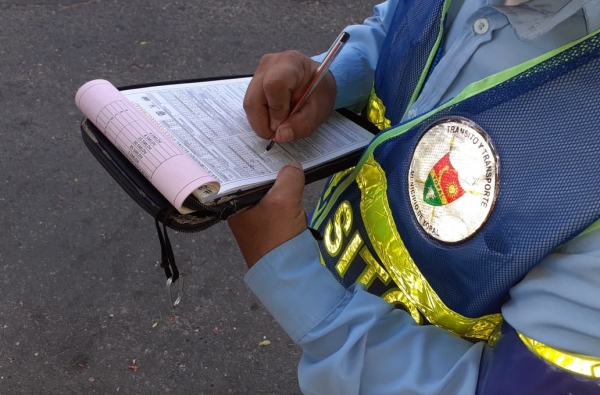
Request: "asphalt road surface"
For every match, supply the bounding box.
[0,0,377,394]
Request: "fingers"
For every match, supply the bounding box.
[274,73,336,143]
[226,162,307,268]
[244,51,308,139]
[262,60,301,132]
[260,162,306,225]
[244,51,335,143]
[264,162,305,207]
[243,64,273,139]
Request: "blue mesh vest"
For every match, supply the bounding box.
[310,1,600,341]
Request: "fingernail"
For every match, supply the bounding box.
[288,161,302,170]
[277,127,293,142]
[283,162,304,174]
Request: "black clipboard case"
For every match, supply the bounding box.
[80,75,378,233]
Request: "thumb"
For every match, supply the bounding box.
[264,162,305,204]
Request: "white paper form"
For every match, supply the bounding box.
[122,77,374,198]
[75,80,220,213]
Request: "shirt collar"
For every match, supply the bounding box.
[489,0,591,40]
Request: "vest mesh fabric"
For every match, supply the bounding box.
[374,0,446,123]
[376,34,600,316]
[316,33,600,318]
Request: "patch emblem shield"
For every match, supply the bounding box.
[408,118,499,243]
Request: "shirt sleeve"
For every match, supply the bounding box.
[244,227,600,395]
[311,0,399,111]
[244,229,484,395]
[502,227,600,357]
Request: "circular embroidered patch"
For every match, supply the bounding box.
[408,118,499,243]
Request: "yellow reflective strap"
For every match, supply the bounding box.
[321,168,355,203]
[313,168,355,221]
[366,87,392,131]
[381,288,424,325]
[518,332,600,378]
[356,154,502,340]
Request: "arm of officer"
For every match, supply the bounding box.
[230,164,600,395]
[228,164,484,395]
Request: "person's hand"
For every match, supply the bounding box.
[243,50,336,144]
[227,162,307,268]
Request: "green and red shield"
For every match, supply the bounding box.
[423,153,465,206]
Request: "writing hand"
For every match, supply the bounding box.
[243,51,336,144]
[227,162,307,268]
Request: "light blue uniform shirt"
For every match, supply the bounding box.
[245,1,600,394]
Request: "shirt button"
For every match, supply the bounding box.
[473,18,490,35]
[407,108,417,118]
